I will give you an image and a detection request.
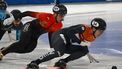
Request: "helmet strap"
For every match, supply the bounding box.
[55,14,58,23]
[93,29,97,38]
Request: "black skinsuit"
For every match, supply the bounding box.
[31,24,89,65]
[2,19,47,55]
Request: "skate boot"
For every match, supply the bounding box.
[54,59,67,69]
[0,51,3,60]
[26,62,39,69]
[0,47,6,60]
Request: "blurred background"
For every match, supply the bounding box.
[4,0,122,5]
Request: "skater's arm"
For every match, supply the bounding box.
[67,24,85,44]
[21,11,39,18]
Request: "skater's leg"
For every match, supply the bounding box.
[31,37,66,65]
[2,39,38,55]
[0,29,6,40]
[61,45,89,63]
[0,29,6,60]
[1,23,35,55]
[27,33,67,69]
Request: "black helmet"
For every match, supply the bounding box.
[91,18,106,30]
[0,1,7,10]
[53,4,67,16]
[11,9,22,20]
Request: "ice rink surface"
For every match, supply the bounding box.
[0,2,122,69]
